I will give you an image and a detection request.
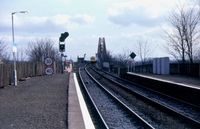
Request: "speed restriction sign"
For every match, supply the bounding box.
[44,57,53,66]
[45,67,54,75]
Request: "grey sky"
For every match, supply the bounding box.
[0,0,197,60]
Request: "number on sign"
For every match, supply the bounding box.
[44,57,53,66]
[45,67,54,76]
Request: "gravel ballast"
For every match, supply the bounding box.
[0,73,69,129]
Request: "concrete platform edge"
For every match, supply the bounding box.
[73,73,95,129]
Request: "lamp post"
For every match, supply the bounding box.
[12,11,28,86]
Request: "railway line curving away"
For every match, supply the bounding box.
[76,63,200,129]
[78,65,154,129]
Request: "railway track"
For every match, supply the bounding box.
[87,64,200,128]
[78,65,154,129]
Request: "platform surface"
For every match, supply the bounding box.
[68,73,85,129]
[0,74,68,129]
[68,73,95,129]
[128,72,200,88]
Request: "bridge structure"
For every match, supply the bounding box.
[96,37,107,64]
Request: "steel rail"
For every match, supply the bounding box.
[91,65,200,127]
[78,66,109,129]
[84,65,155,129]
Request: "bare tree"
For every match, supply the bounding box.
[163,2,200,63]
[106,50,113,62]
[26,37,60,62]
[134,37,156,65]
[17,47,27,62]
[113,48,132,67]
[0,38,10,63]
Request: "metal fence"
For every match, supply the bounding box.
[110,63,200,78]
[135,63,200,78]
[170,63,200,77]
[0,62,62,87]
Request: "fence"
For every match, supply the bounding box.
[135,63,200,78]
[170,63,200,77]
[0,62,62,87]
[135,64,153,73]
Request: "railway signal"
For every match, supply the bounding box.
[59,32,69,42]
[59,43,65,52]
[59,32,69,73]
[59,32,69,52]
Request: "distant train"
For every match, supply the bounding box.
[90,56,96,63]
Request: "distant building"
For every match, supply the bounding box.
[77,54,86,63]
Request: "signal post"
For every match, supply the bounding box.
[59,32,69,73]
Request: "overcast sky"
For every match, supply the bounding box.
[0,0,198,61]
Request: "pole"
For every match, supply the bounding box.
[61,52,64,73]
[12,13,17,86]
[11,11,28,86]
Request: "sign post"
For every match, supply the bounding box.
[130,52,136,72]
[44,57,54,76]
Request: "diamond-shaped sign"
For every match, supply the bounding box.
[130,52,136,59]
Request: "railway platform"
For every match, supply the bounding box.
[130,72,200,88]
[0,73,69,129]
[0,72,94,129]
[125,72,200,107]
[68,73,95,129]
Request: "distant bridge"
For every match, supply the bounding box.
[96,37,108,63]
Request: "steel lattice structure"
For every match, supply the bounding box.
[97,37,107,63]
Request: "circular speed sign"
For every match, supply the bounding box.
[44,57,53,66]
[45,67,54,76]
